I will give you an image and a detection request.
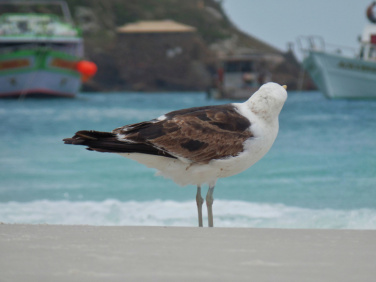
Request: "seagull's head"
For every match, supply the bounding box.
[246,82,288,122]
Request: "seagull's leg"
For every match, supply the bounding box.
[206,185,215,227]
[196,185,204,227]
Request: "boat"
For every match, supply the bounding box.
[209,54,272,99]
[297,2,376,99]
[0,1,97,98]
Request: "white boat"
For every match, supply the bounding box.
[298,2,376,99]
[0,1,96,98]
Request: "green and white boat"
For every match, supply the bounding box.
[0,1,89,98]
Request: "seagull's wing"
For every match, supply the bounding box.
[114,104,253,164]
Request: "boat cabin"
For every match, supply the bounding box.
[0,13,83,57]
[216,55,271,99]
[359,24,376,61]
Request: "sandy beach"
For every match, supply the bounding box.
[0,224,375,281]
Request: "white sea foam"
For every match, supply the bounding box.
[1,200,376,229]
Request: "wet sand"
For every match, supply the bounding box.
[1,224,375,282]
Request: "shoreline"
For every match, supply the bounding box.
[1,224,376,281]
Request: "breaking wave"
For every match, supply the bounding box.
[1,199,376,229]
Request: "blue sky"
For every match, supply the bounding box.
[223,0,372,55]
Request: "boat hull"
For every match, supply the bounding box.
[302,51,376,99]
[0,49,81,98]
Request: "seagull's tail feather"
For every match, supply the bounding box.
[63,130,113,145]
[63,130,176,158]
[63,130,122,152]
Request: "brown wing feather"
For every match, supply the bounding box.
[115,105,253,164]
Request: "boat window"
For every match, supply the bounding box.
[224,61,239,72]
[240,61,253,72]
[224,61,253,73]
[359,46,365,59]
[368,45,376,60]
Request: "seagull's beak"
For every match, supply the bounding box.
[282,85,287,90]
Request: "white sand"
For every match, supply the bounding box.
[1,224,375,282]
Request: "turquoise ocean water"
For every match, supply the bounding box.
[0,91,375,228]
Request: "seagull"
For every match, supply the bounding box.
[63,82,287,227]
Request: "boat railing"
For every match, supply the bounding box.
[0,41,83,57]
[297,35,358,58]
[296,36,325,54]
[325,43,358,57]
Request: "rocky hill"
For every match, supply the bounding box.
[61,0,309,91]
